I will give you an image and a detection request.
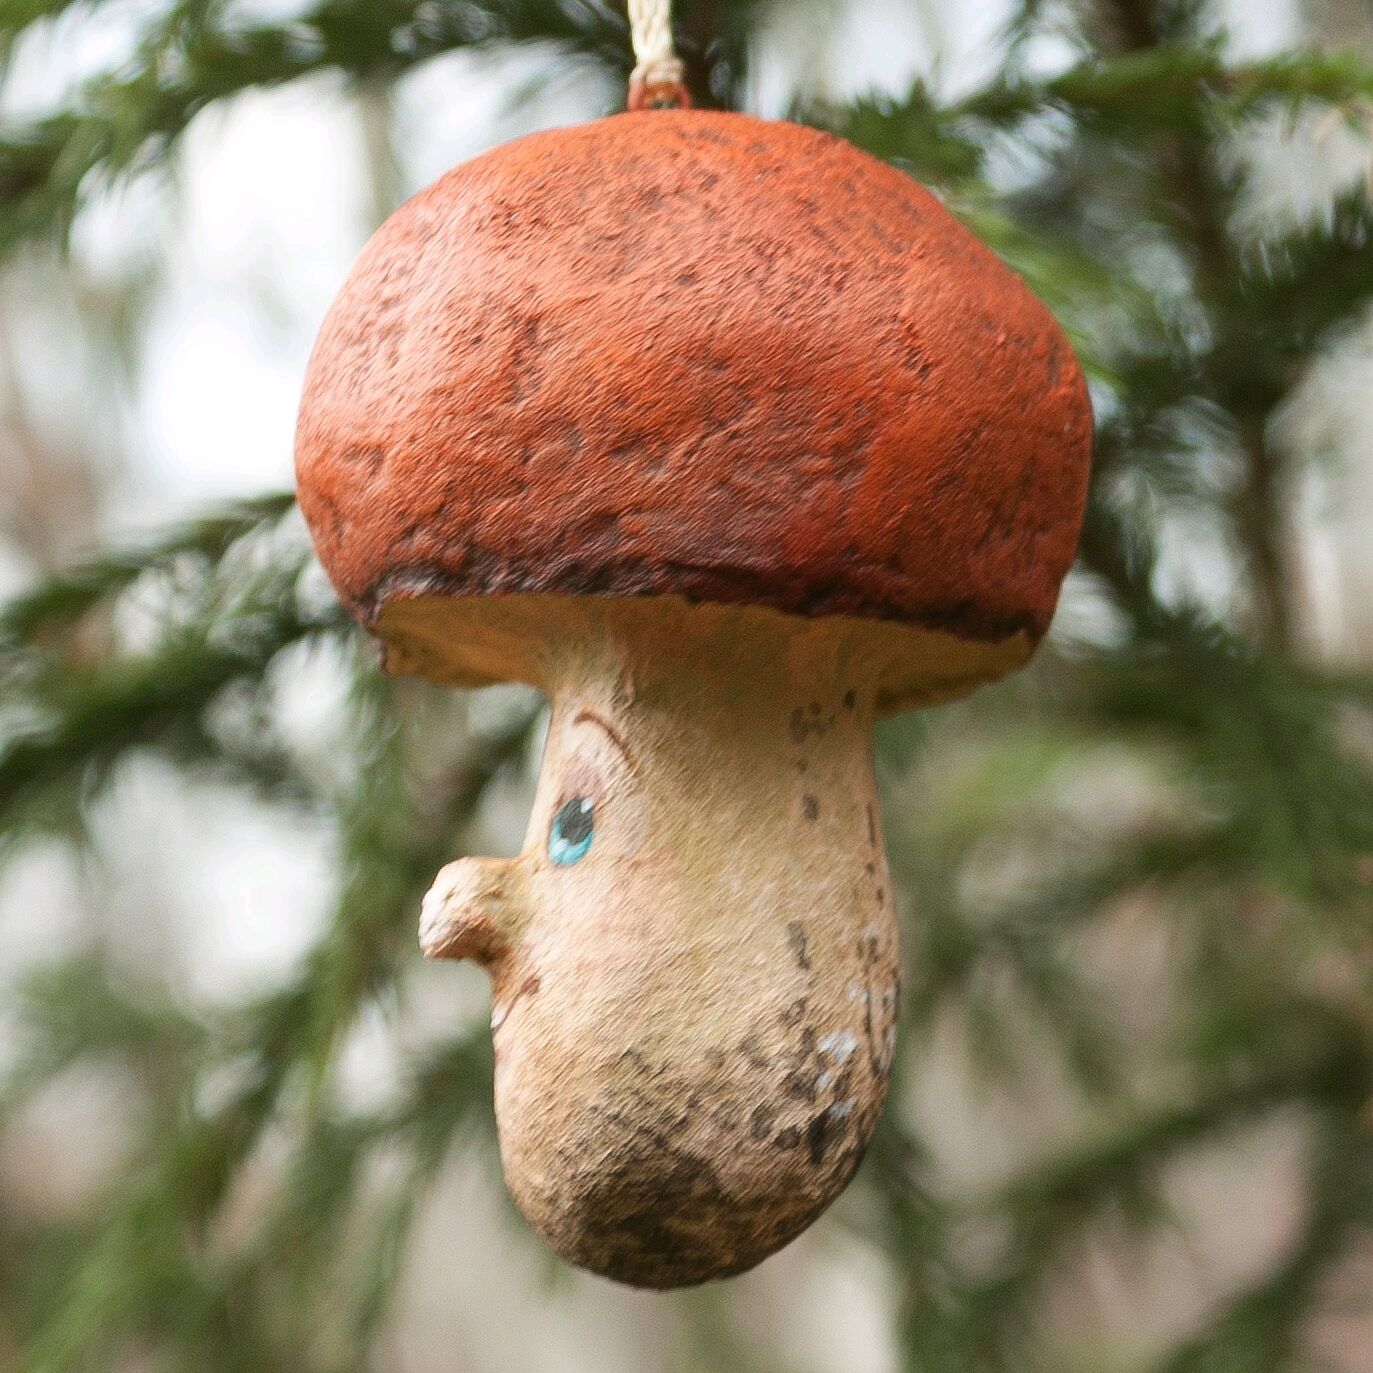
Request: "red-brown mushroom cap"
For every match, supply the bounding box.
[296,110,1092,711]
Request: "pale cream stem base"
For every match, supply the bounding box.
[400,595,909,1286]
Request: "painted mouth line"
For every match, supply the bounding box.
[491,971,542,1031]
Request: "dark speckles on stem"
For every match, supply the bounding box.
[802,793,819,821]
[738,1035,769,1070]
[789,703,836,744]
[580,1105,739,1281]
[867,804,878,848]
[750,1104,775,1141]
[843,689,857,711]
[806,1112,831,1164]
[783,997,808,1026]
[786,921,812,971]
[713,1101,742,1133]
[774,1126,801,1150]
[875,888,885,907]
[861,991,878,1077]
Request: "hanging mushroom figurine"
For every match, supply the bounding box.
[295,0,1092,1290]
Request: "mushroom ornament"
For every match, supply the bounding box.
[295,99,1092,1284]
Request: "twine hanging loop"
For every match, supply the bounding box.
[627,0,689,110]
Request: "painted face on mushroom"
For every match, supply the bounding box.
[415,602,903,1286]
[296,109,1092,1286]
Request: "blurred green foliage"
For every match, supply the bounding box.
[2,0,1372,1369]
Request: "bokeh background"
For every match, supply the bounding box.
[3,1,1373,1369]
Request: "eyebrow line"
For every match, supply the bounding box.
[572,709,637,771]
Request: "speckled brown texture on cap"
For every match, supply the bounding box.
[296,109,1092,655]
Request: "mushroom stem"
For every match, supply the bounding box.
[410,596,902,1287]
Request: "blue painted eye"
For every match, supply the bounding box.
[549,796,595,866]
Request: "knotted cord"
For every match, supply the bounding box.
[627,0,689,110]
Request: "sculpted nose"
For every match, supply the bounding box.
[419,857,521,965]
